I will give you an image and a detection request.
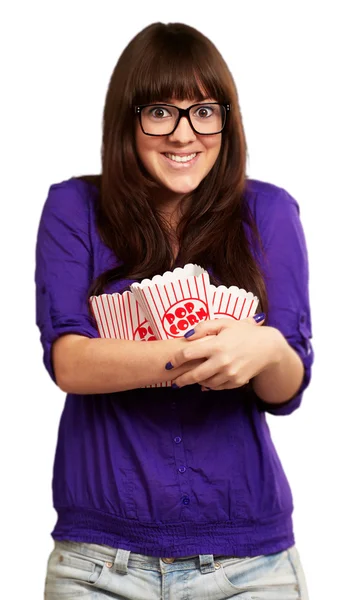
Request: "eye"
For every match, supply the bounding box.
[148,106,172,119]
[194,105,214,118]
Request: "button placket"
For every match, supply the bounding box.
[170,418,191,510]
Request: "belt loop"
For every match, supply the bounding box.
[199,554,215,573]
[113,548,131,574]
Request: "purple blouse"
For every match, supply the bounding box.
[35,177,314,557]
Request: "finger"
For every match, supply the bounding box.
[168,336,217,369]
[202,379,250,391]
[200,375,250,389]
[184,318,231,341]
[209,380,233,391]
[173,358,207,378]
[200,380,232,391]
[172,357,220,388]
[251,312,266,325]
[185,314,266,343]
[198,373,231,389]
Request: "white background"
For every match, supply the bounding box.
[1,1,351,598]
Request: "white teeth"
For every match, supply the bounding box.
[164,153,197,163]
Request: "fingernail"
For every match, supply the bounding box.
[165,362,174,370]
[254,312,266,323]
[205,387,212,390]
[184,329,195,338]
[171,383,179,389]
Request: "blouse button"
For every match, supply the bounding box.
[182,496,190,505]
[300,315,305,323]
[174,436,182,444]
[178,466,186,473]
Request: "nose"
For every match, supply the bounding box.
[168,115,197,143]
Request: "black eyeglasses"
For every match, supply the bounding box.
[134,102,230,136]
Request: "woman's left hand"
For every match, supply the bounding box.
[167,316,282,391]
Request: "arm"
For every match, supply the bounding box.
[53,334,195,394]
[251,326,305,403]
[35,180,201,394]
[167,186,314,415]
[35,181,198,393]
[251,187,314,415]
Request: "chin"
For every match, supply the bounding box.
[165,179,201,195]
[172,186,198,195]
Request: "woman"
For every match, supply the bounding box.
[36,21,313,599]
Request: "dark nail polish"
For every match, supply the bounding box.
[171,383,179,389]
[184,329,195,338]
[254,312,266,323]
[165,362,174,370]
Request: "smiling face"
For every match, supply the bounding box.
[135,98,222,202]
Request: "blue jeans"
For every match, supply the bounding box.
[44,540,309,599]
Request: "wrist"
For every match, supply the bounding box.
[262,326,286,369]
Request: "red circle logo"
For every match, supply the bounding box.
[162,299,209,338]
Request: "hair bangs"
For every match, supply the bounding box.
[132,44,227,106]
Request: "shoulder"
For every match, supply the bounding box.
[37,177,100,249]
[244,177,300,217]
[243,178,301,240]
[44,176,98,215]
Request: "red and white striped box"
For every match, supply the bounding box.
[130,263,214,340]
[89,291,172,388]
[209,284,259,320]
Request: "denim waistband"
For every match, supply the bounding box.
[54,540,229,574]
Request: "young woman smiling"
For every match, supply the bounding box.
[36,21,313,600]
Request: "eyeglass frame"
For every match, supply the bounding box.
[134,102,231,136]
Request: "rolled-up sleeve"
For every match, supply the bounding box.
[35,180,99,384]
[253,186,314,415]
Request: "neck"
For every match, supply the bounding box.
[152,187,189,229]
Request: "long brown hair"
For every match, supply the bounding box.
[73,22,268,315]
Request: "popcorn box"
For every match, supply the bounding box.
[210,284,259,320]
[89,291,172,388]
[89,267,260,390]
[89,291,157,341]
[130,263,214,339]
